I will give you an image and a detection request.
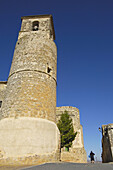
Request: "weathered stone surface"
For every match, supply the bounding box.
[56,106,87,163]
[61,148,87,163]
[2,71,56,121]
[0,151,60,166]
[0,15,87,165]
[56,106,85,148]
[102,123,113,163]
[1,23,57,122]
[0,82,7,119]
[0,117,60,165]
[0,15,60,165]
[0,82,7,101]
[56,106,80,130]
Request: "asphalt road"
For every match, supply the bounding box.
[20,162,113,170]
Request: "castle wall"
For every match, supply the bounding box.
[56,106,87,163]
[56,106,84,148]
[56,106,80,131]
[102,124,113,163]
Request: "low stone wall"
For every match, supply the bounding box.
[61,148,87,163]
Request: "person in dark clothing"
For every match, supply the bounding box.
[90,151,95,163]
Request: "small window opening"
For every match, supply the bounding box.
[0,101,2,108]
[47,67,52,73]
[32,21,39,31]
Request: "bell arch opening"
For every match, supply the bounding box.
[32,21,39,31]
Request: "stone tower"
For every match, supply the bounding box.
[0,15,60,165]
[56,106,87,163]
[1,15,57,122]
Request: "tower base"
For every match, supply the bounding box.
[0,117,60,165]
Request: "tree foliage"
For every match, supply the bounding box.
[57,110,77,149]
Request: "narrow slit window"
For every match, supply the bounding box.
[47,67,52,73]
[32,21,39,31]
[0,101,2,108]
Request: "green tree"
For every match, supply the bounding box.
[57,110,77,150]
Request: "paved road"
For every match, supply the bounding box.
[20,162,113,170]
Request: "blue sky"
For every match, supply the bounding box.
[0,0,113,161]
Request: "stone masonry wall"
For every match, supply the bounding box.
[56,106,80,131]
[0,82,7,101]
[0,15,60,165]
[56,106,87,163]
[0,117,60,165]
[20,17,54,40]
[0,16,87,164]
[61,148,87,163]
[0,82,7,118]
[1,16,57,123]
[102,124,113,163]
[56,106,84,148]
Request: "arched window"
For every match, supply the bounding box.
[32,21,39,31]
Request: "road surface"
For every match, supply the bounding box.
[20,162,113,170]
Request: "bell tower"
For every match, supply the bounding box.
[1,15,57,122]
[0,15,60,165]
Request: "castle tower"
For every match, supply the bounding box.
[1,15,57,122]
[0,15,60,165]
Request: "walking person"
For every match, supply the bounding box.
[90,151,95,163]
